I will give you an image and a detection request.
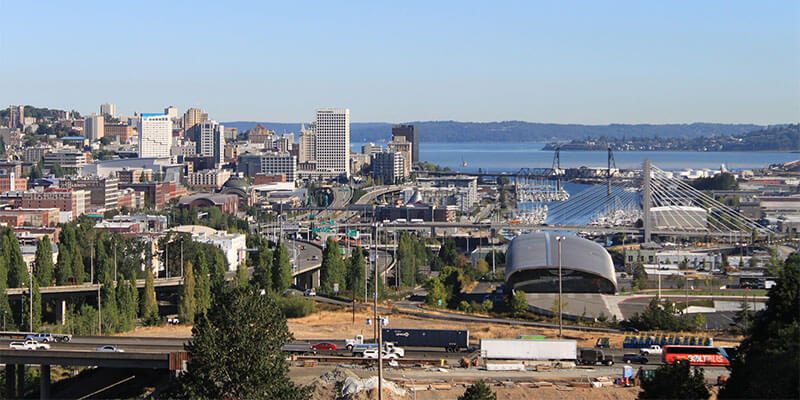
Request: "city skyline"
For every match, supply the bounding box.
[1,1,798,125]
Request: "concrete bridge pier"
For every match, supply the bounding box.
[39,365,50,399]
[5,364,15,399]
[312,269,320,288]
[16,364,24,398]
[56,299,67,326]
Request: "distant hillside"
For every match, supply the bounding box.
[223,121,764,143]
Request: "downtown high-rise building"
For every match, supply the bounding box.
[391,124,418,164]
[298,124,316,163]
[195,120,225,166]
[164,106,178,120]
[7,105,24,129]
[84,113,105,141]
[183,108,208,131]
[100,103,116,118]
[138,113,172,158]
[314,108,350,177]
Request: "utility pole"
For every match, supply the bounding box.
[29,267,33,332]
[90,241,94,284]
[378,315,383,400]
[113,240,117,282]
[180,239,184,278]
[394,230,398,289]
[165,238,169,279]
[373,224,379,344]
[98,284,102,335]
[657,261,662,299]
[556,236,565,338]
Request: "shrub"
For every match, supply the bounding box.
[276,295,316,318]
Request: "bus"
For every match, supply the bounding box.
[663,345,732,367]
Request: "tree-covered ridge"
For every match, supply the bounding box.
[223,121,765,143]
[545,123,800,152]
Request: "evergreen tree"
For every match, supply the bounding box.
[251,239,272,291]
[141,272,159,325]
[71,245,85,284]
[179,261,197,325]
[367,263,386,300]
[319,238,345,294]
[346,246,366,297]
[639,360,709,399]
[0,251,12,329]
[5,232,28,288]
[271,242,292,293]
[174,286,309,399]
[20,276,42,331]
[35,236,55,286]
[211,251,227,288]
[116,276,137,332]
[719,253,800,399]
[236,262,248,288]
[194,251,212,314]
[439,238,459,267]
[100,274,119,333]
[459,380,496,400]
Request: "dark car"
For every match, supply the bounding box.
[311,342,337,351]
[623,353,648,364]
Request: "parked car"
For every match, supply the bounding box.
[304,288,317,297]
[96,345,125,353]
[640,345,663,356]
[311,255,319,261]
[311,342,337,351]
[9,340,50,350]
[623,353,649,364]
[167,317,180,325]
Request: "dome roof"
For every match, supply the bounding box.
[222,176,249,191]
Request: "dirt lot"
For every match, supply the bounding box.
[117,304,740,349]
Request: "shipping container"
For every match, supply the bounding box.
[480,339,577,360]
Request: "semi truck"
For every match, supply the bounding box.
[480,339,577,360]
[381,328,469,352]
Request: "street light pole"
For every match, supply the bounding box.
[29,266,33,332]
[556,236,565,338]
[657,261,662,299]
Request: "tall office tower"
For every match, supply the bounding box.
[298,124,316,163]
[7,105,24,129]
[195,120,225,166]
[388,136,412,177]
[314,108,350,176]
[183,108,208,131]
[392,124,418,163]
[138,113,172,158]
[164,106,178,120]
[100,103,116,118]
[84,113,105,141]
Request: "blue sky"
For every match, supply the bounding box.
[1,1,798,124]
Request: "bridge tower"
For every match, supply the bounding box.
[552,146,561,191]
[642,158,652,243]
[607,146,616,196]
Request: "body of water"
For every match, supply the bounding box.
[352,142,797,171]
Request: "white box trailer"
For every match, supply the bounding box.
[480,339,577,361]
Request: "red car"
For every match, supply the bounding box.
[311,342,337,351]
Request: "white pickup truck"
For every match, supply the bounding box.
[640,345,663,356]
[9,340,50,350]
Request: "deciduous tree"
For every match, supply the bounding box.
[271,242,292,293]
[179,261,197,325]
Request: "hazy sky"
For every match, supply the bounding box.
[1,1,798,124]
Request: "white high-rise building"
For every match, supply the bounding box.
[100,103,116,117]
[314,108,350,177]
[195,120,225,166]
[84,114,105,141]
[138,113,172,158]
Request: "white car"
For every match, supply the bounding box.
[96,345,125,352]
[362,349,399,360]
[640,345,663,356]
[9,340,50,350]
[304,288,316,297]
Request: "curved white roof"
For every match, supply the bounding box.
[505,232,617,292]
